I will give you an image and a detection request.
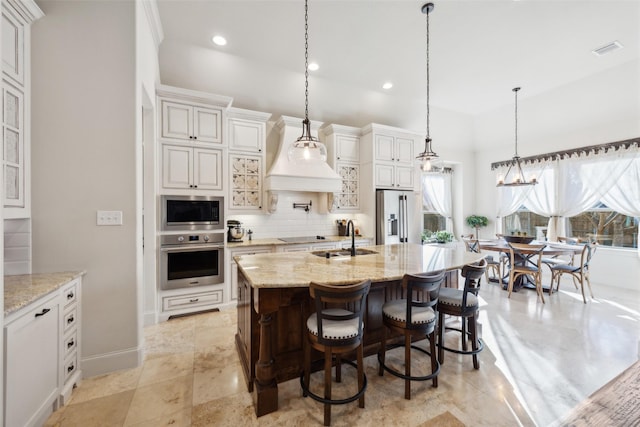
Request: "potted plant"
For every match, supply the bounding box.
[435,230,454,243]
[466,215,489,239]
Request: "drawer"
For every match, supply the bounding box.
[63,352,78,383]
[63,305,78,334]
[63,329,78,359]
[162,289,223,312]
[61,279,79,308]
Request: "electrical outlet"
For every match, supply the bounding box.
[97,210,123,226]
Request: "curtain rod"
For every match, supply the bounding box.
[490,137,640,170]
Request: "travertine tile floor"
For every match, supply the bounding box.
[45,275,640,427]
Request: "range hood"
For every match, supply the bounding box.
[264,116,342,193]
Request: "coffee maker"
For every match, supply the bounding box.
[227,219,245,242]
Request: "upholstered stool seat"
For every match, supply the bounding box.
[438,259,487,369]
[301,279,371,426]
[378,270,445,400]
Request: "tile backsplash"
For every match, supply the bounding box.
[4,218,31,275]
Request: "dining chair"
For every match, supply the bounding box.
[301,279,371,426]
[462,237,502,283]
[541,236,579,288]
[507,242,547,303]
[549,242,596,303]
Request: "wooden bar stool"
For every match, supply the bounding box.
[377,270,445,400]
[437,259,487,369]
[300,279,371,426]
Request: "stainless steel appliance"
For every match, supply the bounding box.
[160,232,225,290]
[227,220,245,242]
[376,189,421,244]
[161,195,224,231]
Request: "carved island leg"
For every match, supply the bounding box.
[254,311,278,416]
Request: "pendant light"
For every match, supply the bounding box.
[496,87,538,187]
[416,2,441,172]
[287,0,327,163]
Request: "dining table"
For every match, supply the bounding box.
[478,240,584,292]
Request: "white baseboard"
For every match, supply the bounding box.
[143,310,157,327]
[81,346,142,378]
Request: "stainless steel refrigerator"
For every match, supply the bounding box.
[376,189,421,244]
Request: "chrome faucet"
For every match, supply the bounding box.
[346,220,356,256]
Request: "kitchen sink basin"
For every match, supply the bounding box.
[311,248,378,258]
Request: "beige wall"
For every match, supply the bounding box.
[31,1,140,375]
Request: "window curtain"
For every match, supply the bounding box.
[422,171,453,234]
[524,151,636,241]
[600,157,640,256]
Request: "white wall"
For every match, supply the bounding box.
[31,1,140,376]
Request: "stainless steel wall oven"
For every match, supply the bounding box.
[161,195,224,231]
[160,233,225,290]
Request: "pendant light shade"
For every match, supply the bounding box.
[496,87,538,187]
[416,2,442,172]
[287,0,328,164]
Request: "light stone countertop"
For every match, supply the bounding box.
[4,271,86,317]
[226,235,372,249]
[236,243,484,288]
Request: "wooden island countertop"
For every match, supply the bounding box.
[234,243,485,417]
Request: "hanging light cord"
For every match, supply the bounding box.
[425,7,430,140]
[513,87,519,157]
[304,0,310,122]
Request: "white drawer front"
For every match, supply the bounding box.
[63,305,78,334]
[63,352,78,383]
[162,290,223,312]
[61,280,79,308]
[63,330,78,359]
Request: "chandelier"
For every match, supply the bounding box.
[496,87,538,187]
[415,2,442,172]
[287,0,328,163]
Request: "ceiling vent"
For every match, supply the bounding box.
[592,40,624,56]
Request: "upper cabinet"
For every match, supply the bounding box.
[226,107,271,211]
[161,100,222,144]
[360,124,420,191]
[157,85,232,195]
[321,124,361,212]
[1,0,44,219]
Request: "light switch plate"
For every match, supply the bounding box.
[97,210,123,226]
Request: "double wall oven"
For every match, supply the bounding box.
[160,196,225,291]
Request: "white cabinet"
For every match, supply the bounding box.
[161,99,222,144]
[228,246,273,300]
[321,125,361,211]
[227,108,270,212]
[3,82,24,208]
[230,154,262,210]
[5,293,59,427]
[162,144,223,191]
[1,1,42,218]
[361,124,419,191]
[59,278,82,405]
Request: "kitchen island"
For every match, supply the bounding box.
[234,243,484,416]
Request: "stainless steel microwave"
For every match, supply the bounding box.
[161,195,224,231]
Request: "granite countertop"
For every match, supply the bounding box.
[236,243,484,288]
[4,271,86,317]
[226,235,372,248]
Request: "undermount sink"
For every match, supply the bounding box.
[311,248,378,258]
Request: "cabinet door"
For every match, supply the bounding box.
[193,106,222,144]
[228,118,264,152]
[1,8,24,86]
[161,101,192,141]
[3,83,24,207]
[395,137,415,164]
[162,145,192,189]
[335,135,359,162]
[335,163,359,210]
[374,134,395,162]
[193,148,223,190]
[230,154,262,210]
[5,295,60,427]
[375,163,395,188]
[395,165,415,190]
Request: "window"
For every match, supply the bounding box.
[502,209,548,239]
[423,213,446,235]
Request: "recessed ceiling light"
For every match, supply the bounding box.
[308,62,319,71]
[592,40,623,56]
[382,82,393,90]
[212,35,227,46]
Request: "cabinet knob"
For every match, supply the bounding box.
[189,136,194,139]
[189,298,200,303]
[258,149,262,152]
[67,364,75,373]
[337,157,341,160]
[193,136,197,140]
[67,316,74,324]
[67,292,74,300]
[194,185,198,188]
[67,340,75,348]
[35,308,51,318]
